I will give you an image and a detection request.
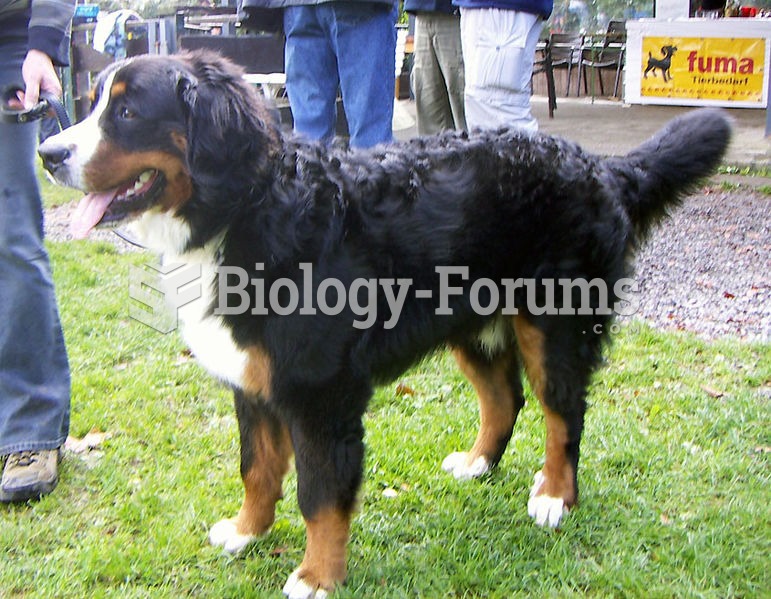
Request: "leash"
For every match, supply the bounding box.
[112,227,149,249]
[0,84,72,129]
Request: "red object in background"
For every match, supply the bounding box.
[739,6,758,16]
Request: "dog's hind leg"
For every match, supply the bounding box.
[209,389,292,554]
[442,340,525,480]
[643,54,653,78]
[281,376,369,598]
[513,314,595,528]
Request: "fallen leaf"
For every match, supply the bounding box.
[64,429,112,454]
[175,353,194,366]
[723,291,736,299]
[394,382,415,397]
[701,385,724,399]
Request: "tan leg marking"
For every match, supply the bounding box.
[513,315,576,525]
[210,413,292,554]
[454,348,516,461]
[237,417,292,536]
[243,345,273,399]
[512,315,546,399]
[537,406,576,506]
[284,506,351,596]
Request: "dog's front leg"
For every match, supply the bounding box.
[283,506,352,599]
[282,384,367,598]
[514,314,590,528]
[209,390,292,554]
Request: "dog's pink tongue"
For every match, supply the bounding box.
[70,190,117,239]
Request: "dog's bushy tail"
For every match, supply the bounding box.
[607,108,731,243]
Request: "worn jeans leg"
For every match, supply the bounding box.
[285,3,396,148]
[460,8,541,133]
[0,36,71,456]
[331,2,396,148]
[284,5,341,144]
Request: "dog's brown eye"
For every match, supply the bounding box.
[119,106,135,120]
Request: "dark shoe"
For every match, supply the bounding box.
[0,449,60,503]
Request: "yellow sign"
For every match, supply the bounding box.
[641,36,765,102]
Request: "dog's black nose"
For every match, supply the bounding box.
[38,143,71,173]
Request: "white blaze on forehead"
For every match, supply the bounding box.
[48,68,119,190]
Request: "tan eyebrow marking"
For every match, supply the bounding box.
[110,81,127,98]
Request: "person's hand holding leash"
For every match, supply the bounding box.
[20,48,61,109]
[1,50,70,128]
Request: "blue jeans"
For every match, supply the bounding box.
[283,2,397,148]
[0,28,70,456]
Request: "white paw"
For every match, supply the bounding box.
[283,569,329,599]
[208,518,257,554]
[527,471,568,528]
[441,452,491,480]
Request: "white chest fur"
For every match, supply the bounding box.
[165,242,248,389]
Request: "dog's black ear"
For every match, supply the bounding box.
[176,52,279,194]
[176,72,199,116]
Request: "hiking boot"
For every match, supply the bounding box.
[0,449,60,503]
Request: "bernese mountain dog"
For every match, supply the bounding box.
[39,51,730,598]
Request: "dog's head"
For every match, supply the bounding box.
[39,51,281,253]
[661,45,677,57]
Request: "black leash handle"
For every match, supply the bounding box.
[1,85,71,129]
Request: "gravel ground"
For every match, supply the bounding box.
[45,181,770,343]
[46,202,138,253]
[628,183,770,343]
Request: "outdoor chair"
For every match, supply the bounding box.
[531,35,557,118]
[548,32,583,97]
[580,20,626,99]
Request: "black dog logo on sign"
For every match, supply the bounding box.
[644,45,678,82]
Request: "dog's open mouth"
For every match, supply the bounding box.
[70,169,164,239]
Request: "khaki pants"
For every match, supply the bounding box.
[410,12,467,135]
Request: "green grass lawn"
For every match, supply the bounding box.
[1,174,769,597]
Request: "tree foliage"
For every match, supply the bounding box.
[548,0,654,33]
[90,0,216,19]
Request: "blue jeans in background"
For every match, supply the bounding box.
[283,2,397,148]
[0,30,71,457]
